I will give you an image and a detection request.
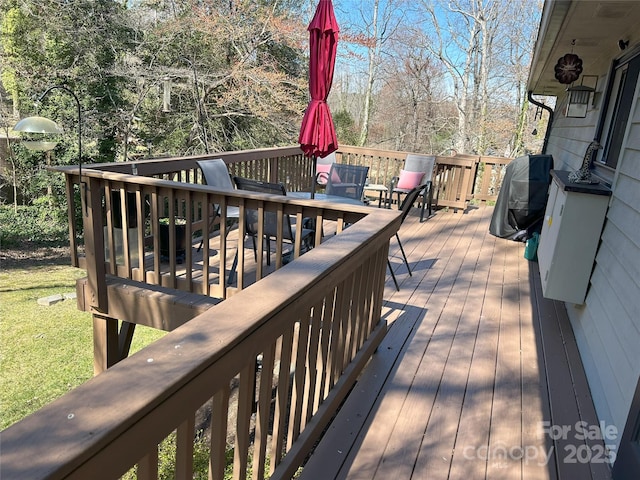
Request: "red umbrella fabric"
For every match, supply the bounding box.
[298,0,339,159]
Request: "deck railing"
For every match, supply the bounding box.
[68,167,373,301]
[81,145,512,214]
[0,206,397,479]
[49,145,511,372]
[472,155,513,202]
[335,146,511,209]
[62,147,510,304]
[1,144,511,479]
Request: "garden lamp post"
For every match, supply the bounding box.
[13,85,86,214]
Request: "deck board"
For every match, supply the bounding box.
[520,254,554,480]
[487,239,523,478]
[358,206,482,478]
[445,212,497,479]
[300,204,613,480]
[412,204,488,479]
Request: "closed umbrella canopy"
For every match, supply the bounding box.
[298,0,339,159]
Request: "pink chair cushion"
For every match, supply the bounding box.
[316,163,341,184]
[396,170,424,189]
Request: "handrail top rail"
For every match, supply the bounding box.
[47,145,512,177]
[52,145,306,172]
[47,166,380,217]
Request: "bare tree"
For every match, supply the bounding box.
[419,0,474,153]
[417,0,540,155]
[336,0,402,147]
[498,0,543,157]
[375,30,451,152]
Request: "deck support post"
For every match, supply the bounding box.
[84,176,108,312]
[92,315,136,375]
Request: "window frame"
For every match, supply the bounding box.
[594,46,640,185]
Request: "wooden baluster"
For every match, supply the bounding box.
[137,446,159,480]
[176,418,195,480]
[209,387,230,480]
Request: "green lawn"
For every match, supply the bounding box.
[1,262,299,478]
[0,264,166,429]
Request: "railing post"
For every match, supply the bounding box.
[83,176,108,312]
[92,314,119,375]
[268,156,279,184]
[66,174,80,267]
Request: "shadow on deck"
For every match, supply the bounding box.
[301,205,613,480]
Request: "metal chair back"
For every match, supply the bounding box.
[391,154,437,221]
[196,159,240,220]
[195,159,240,252]
[404,154,436,179]
[326,164,370,201]
[196,158,235,190]
[233,177,293,240]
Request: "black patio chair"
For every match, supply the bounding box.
[196,159,240,252]
[325,164,370,202]
[233,176,314,265]
[388,183,429,291]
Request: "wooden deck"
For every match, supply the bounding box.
[301,204,613,480]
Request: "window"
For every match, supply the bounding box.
[612,378,640,479]
[596,50,640,177]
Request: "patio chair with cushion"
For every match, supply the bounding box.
[389,154,436,222]
[315,152,337,188]
[325,163,370,202]
[196,158,241,251]
[387,183,429,291]
[233,176,314,265]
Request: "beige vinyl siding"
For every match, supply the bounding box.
[563,76,640,450]
[543,76,608,171]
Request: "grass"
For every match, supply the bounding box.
[0,263,166,430]
[121,433,230,480]
[0,261,299,477]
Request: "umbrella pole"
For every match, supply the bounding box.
[311,156,317,199]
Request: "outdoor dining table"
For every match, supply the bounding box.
[286,191,371,246]
[287,191,367,206]
[226,189,370,285]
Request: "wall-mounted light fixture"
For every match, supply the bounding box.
[566,75,598,118]
[566,85,594,117]
[12,85,86,214]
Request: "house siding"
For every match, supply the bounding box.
[545,83,603,158]
[544,74,640,451]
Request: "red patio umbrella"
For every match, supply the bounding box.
[298,0,339,196]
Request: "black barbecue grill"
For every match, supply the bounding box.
[489,154,554,241]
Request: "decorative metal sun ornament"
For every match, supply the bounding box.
[554,53,584,84]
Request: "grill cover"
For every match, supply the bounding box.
[489,154,554,241]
